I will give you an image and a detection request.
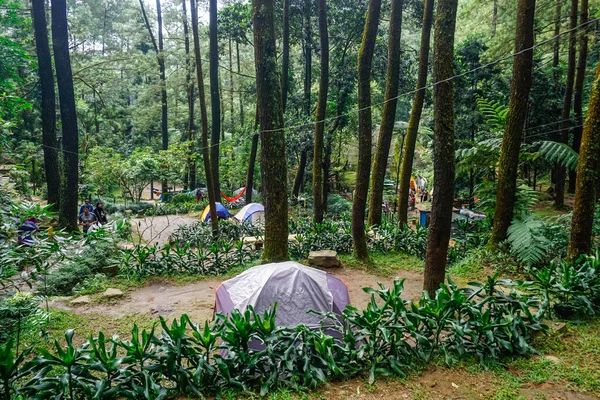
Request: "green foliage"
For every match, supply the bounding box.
[0,276,550,398]
[507,214,550,265]
[40,263,92,296]
[8,167,30,197]
[524,252,600,320]
[476,97,508,132]
[326,194,352,215]
[537,141,579,171]
[0,292,47,345]
[475,181,538,218]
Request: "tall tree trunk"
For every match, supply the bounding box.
[553,0,562,86]
[51,0,79,231]
[182,0,196,189]
[156,0,168,197]
[220,79,225,141]
[245,121,259,204]
[555,0,578,207]
[191,0,219,233]
[368,0,404,226]
[569,0,589,193]
[293,148,308,198]
[422,0,459,295]
[229,38,234,129]
[253,0,289,261]
[237,41,244,126]
[281,0,290,112]
[489,0,536,246]
[397,0,434,225]
[32,0,60,210]
[303,0,312,116]
[209,0,221,201]
[352,0,382,262]
[139,0,169,198]
[313,0,329,223]
[323,135,332,213]
[568,61,600,260]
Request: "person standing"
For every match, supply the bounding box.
[79,199,93,215]
[78,207,97,233]
[93,202,108,225]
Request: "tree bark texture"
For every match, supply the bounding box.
[398,0,434,226]
[209,0,221,201]
[32,0,60,210]
[245,132,259,204]
[182,0,196,188]
[229,38,234,129]
[191,0,219,233]
[51,0,79,231]
[293,148,308,199]
[156,0,167,153]
[423,0,458,295]
[237,41,244,126]
[568,62,600,260]
[253,0,289,261]
[489,0,536,245]
[352,0,382,261]
[368,0,403,227]
[569,0,589,193]
[303,0,312,116]
[555,0,578,207]
[313,0,329,223]
[281,0,290,112]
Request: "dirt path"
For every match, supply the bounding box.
[131,215,199,245]
[50,267,424,325]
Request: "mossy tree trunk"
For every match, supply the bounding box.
[303,0,312,117]
[569,0,589,193]
[281,0,290,112]
[568,61,600,260]
[245,132,259,204]
[293,149,308,199]
[555,0,578,207]
[489,0,536,246]
[397,0,434,226]
[32,0,60,211]
[209,0,221,201]
[51,0,79,231]
[422,0,458,295]
[237,42,245,126]
[353,0,382,262]
[313,0,329,223]
[191,0,219,233]
[253,0,289,262]
[368,0,404,227]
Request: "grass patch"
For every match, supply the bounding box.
[340,251,423,277]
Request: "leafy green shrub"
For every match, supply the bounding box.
[0,277,548,399]
[326,194,351,215]
[40,263,91,296]
[72,240,123,273]
[8,167,30,196]
[73,273,110,295]
[524,252,600,319]
[0,292,47,344]
[102,201,154,215]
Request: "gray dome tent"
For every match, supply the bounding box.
[215,262,350,329]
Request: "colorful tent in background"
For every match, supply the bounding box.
[233,203,265,227]
[201,203,231,222]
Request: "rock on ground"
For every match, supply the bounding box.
[70,295,91,305]
[308,250,341,268]
[103,288,124,299]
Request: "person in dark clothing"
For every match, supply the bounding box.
[94,202,108,225]
[17,218,39,246]
[79,199,94,215]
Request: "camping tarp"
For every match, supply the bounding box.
[234,203,264,225]
[200,203,231,222]
[215,262,350,329]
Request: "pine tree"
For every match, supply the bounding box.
[422,0,459,295]
[353,0,382,261]
[51,0,79,231]
[368,0,404,227]
[489,0,536,246]
[253,0,289,261]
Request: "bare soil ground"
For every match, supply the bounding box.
[50,267,424,325]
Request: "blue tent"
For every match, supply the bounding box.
[201,203,231,222]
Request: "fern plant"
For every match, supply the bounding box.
[476,97,508,132]
[536,141,579,171]
[507,214,550,265]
